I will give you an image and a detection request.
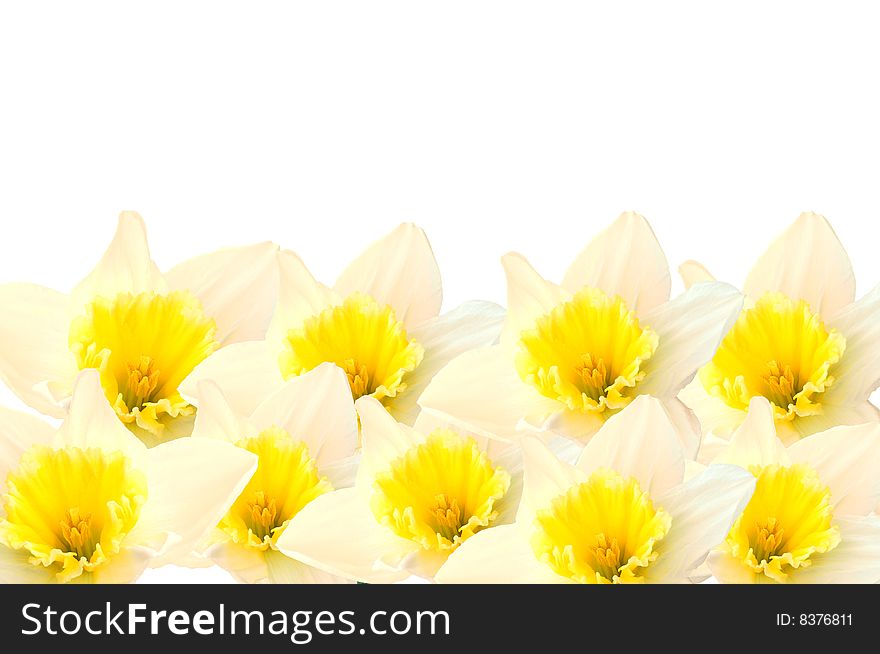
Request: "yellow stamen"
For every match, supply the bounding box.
[531,468,671,584]
[722,463,840,583]
[220,427,331,551]
[0,446,147,583]
[279,293,424,405]
[69,291,218,441]
[371,430,510,552]
[700,292,846,423]
[516,288,658,414]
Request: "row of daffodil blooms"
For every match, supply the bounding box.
[0,211,878,584]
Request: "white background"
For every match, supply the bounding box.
[1,2,879,583]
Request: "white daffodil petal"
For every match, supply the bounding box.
[54,370,147,461]
[206,541,269,583]
[0,283,76,417]
[518,437,585,524]
[275,488,412,584]
[638,282,743,398]
[390,301,505,425]
[576,396,685,497]
[787,402,880,440]
[792,516,880,584]
[534,409,605,443]
[712,396,788,468]
[661,398,702,459]
[787,422,880,515]
[500,252,569,349]
[265,549,351,584]
[71,212,166,308]
[0,546,56,583]
[267,250,338,342]
[707,550,758,584]
[132,438,257,561]
[251,363,358,467]
[90,547,155,584]
[744,212,855,316]
[166,242,279,345]
[0,408,55,486]
[418,346,558,441]
[334,223,442,329]
[562,212,671,316]
[189,381,247,442]
[678,260,716,289]
[649,464,756,583]
[826,283,880,402]
[679,376,748,438]
[318,455,361,490]
[180,340,285,417]
[356,396,423,485]
[436,524,565,584]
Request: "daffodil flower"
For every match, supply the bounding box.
[189,363,359,583]
[435,395,755,584]
[0,370,257,583]
[707,396,880,583]
[274,396,524,582]
[680,213,880,445]
[180,223,504,426]
[0,212,279,446]
[418,213,743,455]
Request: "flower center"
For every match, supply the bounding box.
[0,446,147,583]
[69,291,218,440]
[516,288,658,414]
[699,292,846,422]
[370,430,510,553]
[722,463,840,583]
[220,427,332,551]
[279,293,424,403]
[531,468,671,584]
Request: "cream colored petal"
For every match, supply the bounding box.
[355,396,423,486]
[649,464,755,583]
[500,252,569,349]
[275,488,412,583]
[71,212,166,307]
[679,376,747,438]
[825,284,880,402]
[55,370,147,461]
[91,547,154,583]
[638,282,743,398]
[318,455,361,490]
[179,341,285,417]
[0,408,55,487]
[744,212,855,316]
[711,397,788,468]
[388,301,506,426]
[266,250,338,351]
[792,515,880,584]
[517,436,586,524]
[0,546,56,583]
[562,212,671,316]
[661,397,702,460]
[707,550,759,584]
[576,395,685,497]
[334,223,442,329]
[786,401,880,440]
[696,433,731,465]
[189,381,247,442]
[0,283,76,417]
[417,346,558,441]
[166,242,279,345]
[265,549,352,584]
[534,408,605,443]
[678,260,717,289]
[206,541,268,583]
[435,524,566,584]
[787,422,880,515]
[251,363,358,468]
[131,438,257,561]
